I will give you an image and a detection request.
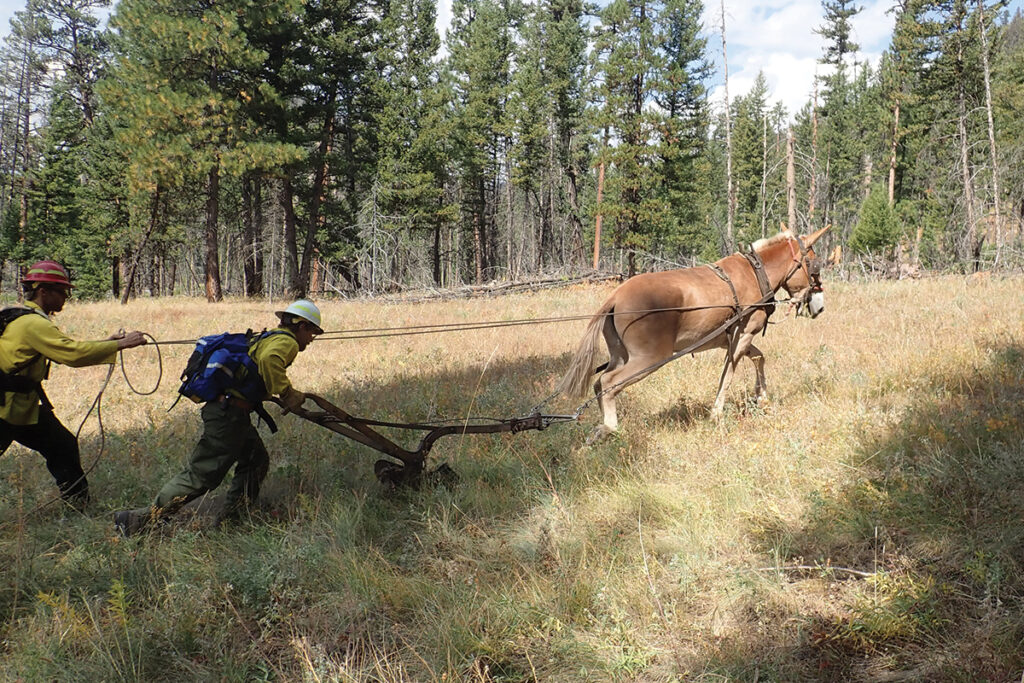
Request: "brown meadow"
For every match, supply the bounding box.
[1,274,1023,681]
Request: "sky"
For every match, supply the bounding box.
[0,0,1021,121]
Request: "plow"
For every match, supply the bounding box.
[279,393,577,487]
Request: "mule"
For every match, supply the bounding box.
[559,227,829,442]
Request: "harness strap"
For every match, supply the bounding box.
[741,250,776,326]
[794,235,808,258]
[741,250,772,298]
[705,263,740,313]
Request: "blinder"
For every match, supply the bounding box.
[788,235,825,316]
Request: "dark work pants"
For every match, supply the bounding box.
[152,400,269,519]
[0,406,86,501]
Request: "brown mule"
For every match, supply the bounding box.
[559,227,829,442]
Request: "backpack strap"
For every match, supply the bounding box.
[0,307,50,407]
[245,328,294,434]
[253,403,278,434]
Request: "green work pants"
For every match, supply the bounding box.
[153,400,269,518]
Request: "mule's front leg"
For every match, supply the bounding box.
[712,332,755,419]
[711,349,738,420]
[748,343,767,404]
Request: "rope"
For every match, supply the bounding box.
[129,301,793,351]
[315,304,779,341]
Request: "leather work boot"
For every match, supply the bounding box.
[61,489,91,513]
[113,508,153,537]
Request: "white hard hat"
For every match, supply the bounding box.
[275,299,324,334]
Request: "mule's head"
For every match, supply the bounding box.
[780,226,829,318]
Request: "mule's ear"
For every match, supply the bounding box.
[826,244,842,267]
[803,225,830,247]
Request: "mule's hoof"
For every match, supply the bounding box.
[585,426,614,445]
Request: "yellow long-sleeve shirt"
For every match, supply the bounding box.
[0,302,119,425]
[238,327,299,400]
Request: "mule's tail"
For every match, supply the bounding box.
[557,298,614,398]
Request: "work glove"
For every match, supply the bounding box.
[280,387,306,413]
[109,330,148,349]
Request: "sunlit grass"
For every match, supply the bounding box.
[1,274,1023,680]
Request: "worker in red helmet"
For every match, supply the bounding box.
[0,260,147,508]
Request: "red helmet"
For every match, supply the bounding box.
[22,260,73,288]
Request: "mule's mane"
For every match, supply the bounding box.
[751,230,794,251]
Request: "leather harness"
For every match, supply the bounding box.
[705,247,777,331]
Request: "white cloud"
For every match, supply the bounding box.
[704,0,899,120]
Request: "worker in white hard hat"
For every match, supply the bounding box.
[114,299,322,535]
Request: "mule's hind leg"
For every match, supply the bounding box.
[587,317,629,444]
[590,355,662,442]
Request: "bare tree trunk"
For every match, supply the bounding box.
[433,196,442,286]
[809,78,819,225]
[241,174,260,297]
[280,177,299,296]
[204,165,223,302]
[888,101,900,206]
[473,178,485,284]
[17,71,30,246]
[565,163,585,267]
[122,189,162,305]
[720,0,735,252]
[310,248,321,294]
[593,127,609,270]
[956,78,978,271]
[112,255,120,298]
[977,0,1002,267]
[298,105,336,297]
[760,111,767,238]
[506,156,515,275]
[168,259,177,295]
[786,127,796,231]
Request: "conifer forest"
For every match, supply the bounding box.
[0,0,1021,301]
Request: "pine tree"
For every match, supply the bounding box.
[509,0,589,271]
[850,184,900,254]
[446,0,518,283]
[366,0,447,290]
[813,0,865,242]
[654,0,713,258]
[591,0,665,275]
[105,0,304,301]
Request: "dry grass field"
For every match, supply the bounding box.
[1,274,1023,681]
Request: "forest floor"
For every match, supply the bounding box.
[1,273,1023,681]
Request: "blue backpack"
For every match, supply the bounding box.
[177,329,290,406]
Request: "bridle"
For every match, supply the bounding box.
[785,235,823,297]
